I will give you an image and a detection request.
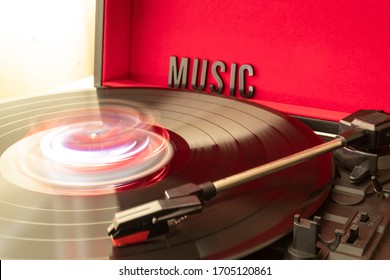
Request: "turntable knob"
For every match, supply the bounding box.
[286,214,323,259]
[346,224,359,244]
[360,212,370,223]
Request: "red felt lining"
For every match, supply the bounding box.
[102,0,132,82]
[101,0,390,121]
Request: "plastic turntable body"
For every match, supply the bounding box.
[1,0,390,260]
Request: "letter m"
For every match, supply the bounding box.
[168,56,189,89]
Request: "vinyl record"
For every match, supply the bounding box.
[0,88,332,259]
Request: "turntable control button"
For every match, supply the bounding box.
[360,212,369,223]
[346,224,359,244]
[349,166,369,184]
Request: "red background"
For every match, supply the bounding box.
[101,0,390,121]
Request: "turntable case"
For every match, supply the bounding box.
[94,0,390,121]
[4,0,389,260]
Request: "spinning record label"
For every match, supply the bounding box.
[0,88,332,259]
[1,100,173,195]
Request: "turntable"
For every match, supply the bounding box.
[1,0,390,260]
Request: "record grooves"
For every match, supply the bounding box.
[0,88,332,259]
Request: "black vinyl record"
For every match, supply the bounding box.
[0,88,332,259]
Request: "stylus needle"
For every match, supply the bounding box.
[107,182,215,247]
[107,128,372,247]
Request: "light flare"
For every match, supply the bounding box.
[0,101,173,196]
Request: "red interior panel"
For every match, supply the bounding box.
[102,0,390,121]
